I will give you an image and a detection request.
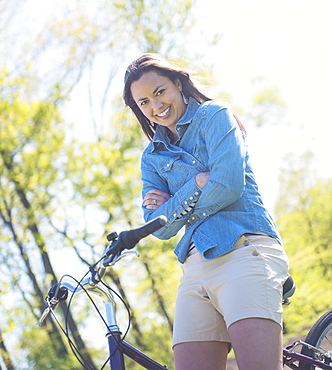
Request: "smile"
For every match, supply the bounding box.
[156,107,170,118]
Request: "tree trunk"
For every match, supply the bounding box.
[0,330,15,370]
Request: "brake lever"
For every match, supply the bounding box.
[36,297,55,326]
[36,283,69,326]
[36,307,50,326]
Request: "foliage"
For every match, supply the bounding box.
[113,0,194,55]
[0,71,99,369]
[18,328,81,370]
[0,1,199,368]
[276,152,332,341]
[3,1,330,368]
[247,76,288,127]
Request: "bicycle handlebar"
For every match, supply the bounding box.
[36,216,167,326]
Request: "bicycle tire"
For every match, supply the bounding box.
[299,309,332,370]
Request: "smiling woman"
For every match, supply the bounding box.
[122,53,290,370]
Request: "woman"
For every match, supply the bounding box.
[123,53,289,370]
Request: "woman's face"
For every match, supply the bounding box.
[130,70,187,134]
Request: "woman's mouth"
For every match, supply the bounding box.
[156,106,170,118]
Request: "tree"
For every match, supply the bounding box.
[0,1,198,368]
[245,76,288,128]
[276,152,332,339]
[0,71,98,369]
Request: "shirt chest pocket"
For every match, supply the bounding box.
[159,156,189,190]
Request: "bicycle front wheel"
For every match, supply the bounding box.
[299,309,332,370]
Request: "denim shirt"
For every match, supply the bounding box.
[141,98,281,263]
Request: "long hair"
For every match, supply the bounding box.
[123,53,245,140]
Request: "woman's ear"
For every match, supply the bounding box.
[175,78,182,91]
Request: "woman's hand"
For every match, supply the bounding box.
[143,189,171,210]
[195,172,210,189]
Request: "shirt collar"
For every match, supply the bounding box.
[177,97,200,125]
[152,97,200,144]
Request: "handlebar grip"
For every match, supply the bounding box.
[124,215,167,246]
[105,215,167,256]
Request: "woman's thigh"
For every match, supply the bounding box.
[228,317,283,370]
[173,341,229,370]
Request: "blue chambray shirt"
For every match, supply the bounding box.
[141,98,281,263]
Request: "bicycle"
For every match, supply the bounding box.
[283,308,332,370]
[37,215,332,369]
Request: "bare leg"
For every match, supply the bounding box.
[228,318,283,370]
[173,341,229,370]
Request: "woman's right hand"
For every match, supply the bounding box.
[195,172,210,189]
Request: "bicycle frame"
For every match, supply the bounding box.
[108,334,167,370]
[283,341,332,369]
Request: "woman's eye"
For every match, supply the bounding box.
[156,89,165,96]
[141,100,148,106]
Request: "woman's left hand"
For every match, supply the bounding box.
[143,189,171,210]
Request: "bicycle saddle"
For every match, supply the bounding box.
[282,275,296,304]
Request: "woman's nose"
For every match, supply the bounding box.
[152,99,162,111]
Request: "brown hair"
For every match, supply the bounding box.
[123,53,245,140]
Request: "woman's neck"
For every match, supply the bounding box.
[169,130,180,145]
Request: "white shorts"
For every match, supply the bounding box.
[172,234,289,347]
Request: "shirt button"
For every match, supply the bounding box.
[253,250,260,256]
[184,201,188,205]
[203,213,206,216]
[244,240,250,246]
[191,217,195,220]
[195,192,199,196]
[189,196,193,200]
[167,164,170,167]
[173,213,177,217]
[192,160,196,164]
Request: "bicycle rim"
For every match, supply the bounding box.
[299,309,332,370]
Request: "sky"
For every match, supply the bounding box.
[189,0,332,210]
